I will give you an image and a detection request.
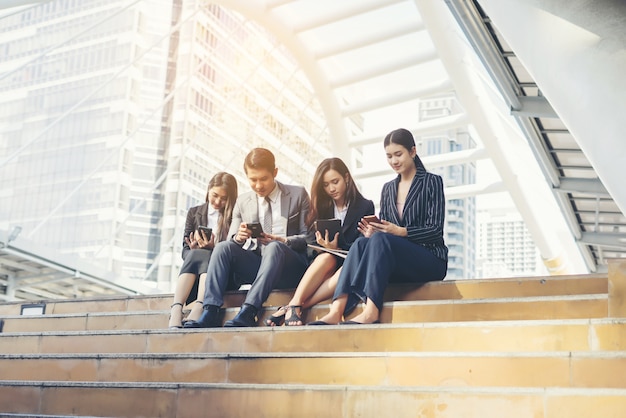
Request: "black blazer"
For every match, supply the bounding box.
[313,194,375,251]
[182,203,209,259]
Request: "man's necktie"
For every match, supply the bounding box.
[263,196,272,235]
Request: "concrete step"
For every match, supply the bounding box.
[0,294,608,333]
[1,351,625,389]
[1,381,625,418]
[1,318,625,355]
[0,274,607,316]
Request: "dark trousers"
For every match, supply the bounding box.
[334,233,447,310]
[178,248,213,305]
[203,240,308,309]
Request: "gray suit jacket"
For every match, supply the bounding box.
[227,181,310,252]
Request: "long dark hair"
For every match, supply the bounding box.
[383,128,425,170]
[306,157,363,227]
[206,172,238,242]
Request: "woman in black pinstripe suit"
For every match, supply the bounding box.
[309,128,448,325]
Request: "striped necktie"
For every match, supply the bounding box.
[263,196,272,235]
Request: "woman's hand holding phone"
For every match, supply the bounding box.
[358,215,407,237]
[358,215,381,237]
[185,231,199,249]
[195,227,215,249]
[362,215,381,224]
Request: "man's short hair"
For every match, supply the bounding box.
[244,148,275,173]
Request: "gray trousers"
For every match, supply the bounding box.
[202,240,308,309]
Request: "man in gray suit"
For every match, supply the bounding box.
[184,148,310,328]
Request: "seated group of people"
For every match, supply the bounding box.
[168,128,449,329]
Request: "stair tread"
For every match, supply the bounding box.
[0,273,608,316]
[2,350,625,359]
[1,315,623,334]
[0,292,607,319]
[3,380,626,395]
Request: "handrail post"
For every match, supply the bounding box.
[608,259,626,318]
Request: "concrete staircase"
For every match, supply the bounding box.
[0,261,625,417]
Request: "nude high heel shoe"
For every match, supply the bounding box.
[168,302,184,329]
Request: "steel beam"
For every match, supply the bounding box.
[330,49,438,88]
[341,78,453,116]
[578,232,626,250]
[555,178,609,197]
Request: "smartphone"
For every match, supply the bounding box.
[362,215,381,224]
[247,222,264,238]
[197,226,212,239]
[314,218,341,239]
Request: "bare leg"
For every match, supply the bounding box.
[269,253,338,326]
[311,294,348,325]
[344,298,380,324]
[290,253,337,306]
[169,272,197,328]
[185,272,207,322]
[301,266,341,309]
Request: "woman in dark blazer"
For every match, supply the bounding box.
[168,172,237,328]
[310,128,448,326]
[265,157,374,326]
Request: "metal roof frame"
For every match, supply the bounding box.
[444,0,626,271]
[0,228,155,301]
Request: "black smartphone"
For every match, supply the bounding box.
[197,226,212,238]
[362,215,381,224]
[247,222,263,238]
[314,218,341,239]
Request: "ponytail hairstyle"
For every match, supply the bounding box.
[306,157,364,227]
[383,128,425,170]
[205,172,238,242]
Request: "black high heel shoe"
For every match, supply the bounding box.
[284,306,303,326]
[265,306,287,326]
[182,300,203,326]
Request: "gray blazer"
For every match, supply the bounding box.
[227,181,310,252]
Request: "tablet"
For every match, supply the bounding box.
[314,218,342,239]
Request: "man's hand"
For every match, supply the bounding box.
[234,222,252,244]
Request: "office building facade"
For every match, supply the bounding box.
[417,94,477,280]
[476,208,545,278]
[0,1,332,290]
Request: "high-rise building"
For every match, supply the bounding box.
[476,207,546,278]
[0,1,334,291]
[156,2,335,288]
[0,0,175,284]
[417,94,476,280]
